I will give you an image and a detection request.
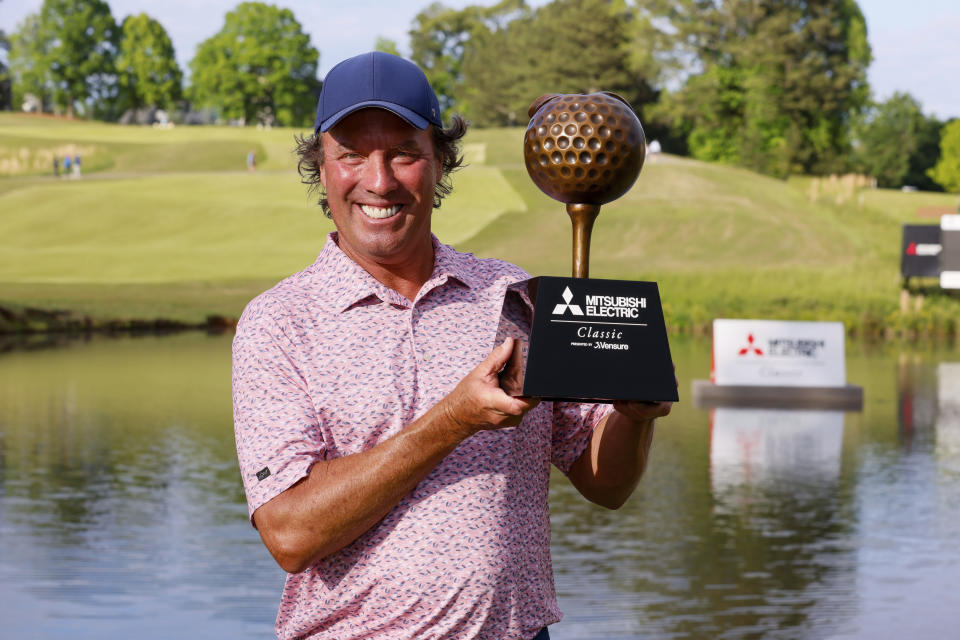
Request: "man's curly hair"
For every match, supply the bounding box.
[295,115,470,218]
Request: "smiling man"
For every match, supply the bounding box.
[232,51,673,640]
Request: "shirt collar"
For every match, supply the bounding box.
[313,232,477,314]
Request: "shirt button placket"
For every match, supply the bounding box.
[409,304,433,365]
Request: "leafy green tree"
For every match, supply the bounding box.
[0,18,11,110]
[8,13,51,111]
[116,13,182,112]
[653,0,871,178]
[189,2,319,127]
[903,115,944,192]
[854,93,928,188]
[409,0,528,120]
[374,37,402,57]
[412,0,654,127]
[929,120,960,193]
[40,0,118,116]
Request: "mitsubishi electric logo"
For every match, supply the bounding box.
[737,332,826,358]
[553,287,584,316]
[551,287,647,323]
[738,333,764,356]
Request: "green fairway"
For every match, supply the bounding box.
[2,113,957,336]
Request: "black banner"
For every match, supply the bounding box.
[901,224,941,279]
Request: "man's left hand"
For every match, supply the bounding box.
[611,399,673,425]
[610,369,677,425]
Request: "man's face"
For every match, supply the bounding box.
[319,108,441,271]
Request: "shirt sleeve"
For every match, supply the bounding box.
[232,294,325,525]
[550,401,614,473]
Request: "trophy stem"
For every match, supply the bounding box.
[566,203,601,279]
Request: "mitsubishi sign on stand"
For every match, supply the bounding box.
[693,318,862,410]
[712,319,847,387]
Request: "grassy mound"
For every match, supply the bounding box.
[2,113,957,337]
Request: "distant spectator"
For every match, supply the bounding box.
[63,155,71,176]
[648,139,661,161]
[74,154,82,178]
[53,156,59,177]
[246,149,256,172]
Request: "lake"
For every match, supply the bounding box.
[1,333,958,638]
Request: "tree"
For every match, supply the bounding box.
[410,0,655,127]
[409,0,528,121]
[8,13,51,112]
[116,13,182,112]
[0,18,11,110]
[903,114,945,192]
[374,37,402,57]
[463,0,655,127]
[652,0,871,178]
[39,0,118,116]
[189,2,319,127]
[929,120,960,193]
[854,93,928,188]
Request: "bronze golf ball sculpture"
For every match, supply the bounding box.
[523,92,646,278]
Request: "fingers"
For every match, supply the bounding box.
[613,399,673,423]
[500,394,541,419]
[481,337,515,375]
[447,339,543,431]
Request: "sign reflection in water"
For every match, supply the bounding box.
[937,363,960,459]
[710,408,845,495]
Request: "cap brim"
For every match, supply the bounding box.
[317,101,431,133]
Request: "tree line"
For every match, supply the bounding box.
[2,0,957,191]
[5,0,318,126]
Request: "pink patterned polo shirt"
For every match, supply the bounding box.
[232,232,611,640]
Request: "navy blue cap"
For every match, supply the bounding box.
[314,52,442,133]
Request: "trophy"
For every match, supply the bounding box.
[495,92,678,403]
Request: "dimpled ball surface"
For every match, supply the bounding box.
[524,92,645,205]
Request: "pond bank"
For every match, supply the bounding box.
[0,303,236,336]
[2,299,956,345]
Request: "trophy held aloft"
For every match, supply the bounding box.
[495,92,678,403]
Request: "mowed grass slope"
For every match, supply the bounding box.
[2,114,957,334]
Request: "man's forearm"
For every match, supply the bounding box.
[567,408,659,510]
[255,402,472,573]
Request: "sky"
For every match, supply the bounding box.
[3,0,959,120]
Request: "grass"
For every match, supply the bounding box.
[2,112,958,337]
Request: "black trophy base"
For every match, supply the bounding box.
[494,276,678,403]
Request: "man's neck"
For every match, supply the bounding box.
[336,234,435,303]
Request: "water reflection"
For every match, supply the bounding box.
[710,408,845,493]
[552,404,857,640]
[2,335,960,638]
[0,334,284,638]
[937,363,960,461]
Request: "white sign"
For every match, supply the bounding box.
[942,214,960,231]
[941,271,960,290]
[712,319,846,387]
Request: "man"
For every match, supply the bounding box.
[233,51,672,640]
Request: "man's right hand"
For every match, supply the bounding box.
[441,337,541,436]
